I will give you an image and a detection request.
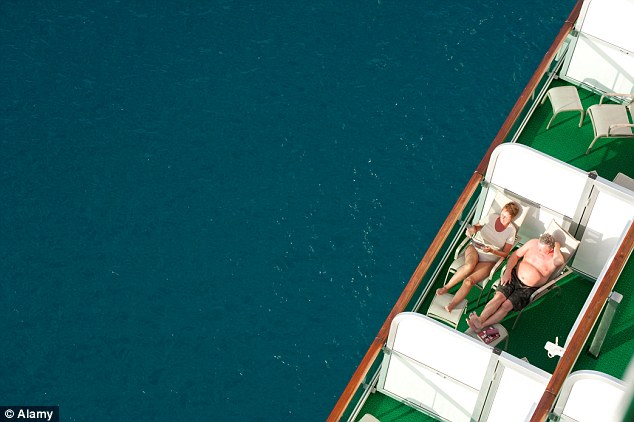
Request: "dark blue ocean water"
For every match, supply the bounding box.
[1,1,575,420]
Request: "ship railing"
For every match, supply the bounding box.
[508,34,574,145]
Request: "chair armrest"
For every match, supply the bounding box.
[487,241,518,279]
[530,280,557,303]
[479,257,505,290]
[608,123,634,135]
[599,93,634,105]
[490,264,507,289]
[454,235,471,259]
[489,258,504,277]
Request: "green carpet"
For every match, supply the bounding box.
[519,78,634,181]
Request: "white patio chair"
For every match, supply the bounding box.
[586,93,634,154]
[541,85,584,129]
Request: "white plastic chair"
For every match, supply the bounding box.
[541,85,584,129]
[586,93,634,154]
[426,293,468,329]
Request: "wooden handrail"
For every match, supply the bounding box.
[530,221,634,422]
[328,1,585,421]
[327,172,482,421]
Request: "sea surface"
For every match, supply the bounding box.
[1,1,576,420]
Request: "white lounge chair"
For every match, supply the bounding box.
[427,191,528,329]
[488,220,580,329]
[586,93,634,154]
[443,191,528,307]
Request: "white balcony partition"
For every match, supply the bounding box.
[377,313,551,422]
[562,0,634,94]
[573,184,634,277]
[553,371,626,421]
[486,144,634,279]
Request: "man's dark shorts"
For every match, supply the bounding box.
[496,268,538,310]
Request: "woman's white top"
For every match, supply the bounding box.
[475,213,516,262]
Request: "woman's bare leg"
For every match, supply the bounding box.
[437,246,478,295]
[445,261,494,312]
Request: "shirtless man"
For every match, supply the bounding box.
[467,233,564,331]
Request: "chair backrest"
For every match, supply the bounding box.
[613,172,634,192]
[545,220,580,278]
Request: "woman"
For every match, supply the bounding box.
[436,202,520,312]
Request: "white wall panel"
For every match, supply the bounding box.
[578,0,634,52]
[485,365,549,422]
[565,34,634,93]
[564,0,634,93]
[487,145,588,219]
[573,189,634,277]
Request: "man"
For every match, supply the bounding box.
[467,233,564,332]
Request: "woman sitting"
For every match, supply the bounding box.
[436,202,520,312]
